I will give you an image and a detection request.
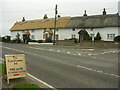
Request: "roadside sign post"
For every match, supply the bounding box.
[4,54,27,84]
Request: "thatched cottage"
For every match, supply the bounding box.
[10,13,120,42]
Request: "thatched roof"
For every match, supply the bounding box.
[10,17,71,31]
[10,14,120,31]
[66,14,120,28]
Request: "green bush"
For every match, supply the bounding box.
[15,33,21,43]
[114,36,120,42]
[2,36,11,42]
[12,38,21,43]
[83,33,92,40]
[28,39,38,42]
[66,38,78,43]
[94,32,102,41]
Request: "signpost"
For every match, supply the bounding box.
[4,54,27,84]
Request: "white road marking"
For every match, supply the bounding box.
[27,73,56,89]
[49,49,53,51]
[88,49,94,51]
[29,47,45,50]
[112,51,116,53]
[67,52,70,54]
[78,53,81,56]
[88,54,92,56]
[76,65,119,78]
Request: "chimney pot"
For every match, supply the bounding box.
[43,14,48,19]
[83,10,87,16]
[22,17,25,22]
[103,8,107,15]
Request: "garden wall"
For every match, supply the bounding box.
[80,41,119,48]
[56,40,77,46]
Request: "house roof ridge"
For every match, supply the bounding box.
[15,16,71,23]
[72,14,119,18]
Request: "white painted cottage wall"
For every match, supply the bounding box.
[57,29,80,40]
[30,29,44,40]
[86,27,118,41]
[57,27,118,41]
[11,29,44,41]
[10,27,118,41]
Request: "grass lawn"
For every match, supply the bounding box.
[13,84,46,90]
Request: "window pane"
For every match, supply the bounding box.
[31,35,35,39]
[71,34,76,38]
[107,34,115,39]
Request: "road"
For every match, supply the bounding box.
[1,43,119,88]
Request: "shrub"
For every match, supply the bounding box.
[114,36,120,42]
[2,36,11,42]
[28,39,38,42]
[15,33,21,43]
[94,32,102,41]
[67,38,78,43]
[83,33,92,40]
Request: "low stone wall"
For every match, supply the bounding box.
[56,40,119,48]
[56,40,77,46]
[80,41,119,48]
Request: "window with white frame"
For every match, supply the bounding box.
[31,35,35,40]
[107,34,115,39]
[71,34,76,38]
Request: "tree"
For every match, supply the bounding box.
[94,32,102,41]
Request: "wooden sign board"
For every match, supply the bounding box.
[5,54,27,84]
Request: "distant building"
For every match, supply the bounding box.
[10,14,120,42]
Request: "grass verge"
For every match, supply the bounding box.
[13,84,46,90]
[1,63,46,90]
[0,64,3,75]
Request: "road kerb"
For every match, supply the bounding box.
[27,73,57,90]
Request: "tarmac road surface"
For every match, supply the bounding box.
[1,43,119,88]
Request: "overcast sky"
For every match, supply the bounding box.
[0,0,120,36]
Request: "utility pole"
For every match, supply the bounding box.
[53,4,58,45]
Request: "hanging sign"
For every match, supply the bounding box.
[4,54,27,84]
